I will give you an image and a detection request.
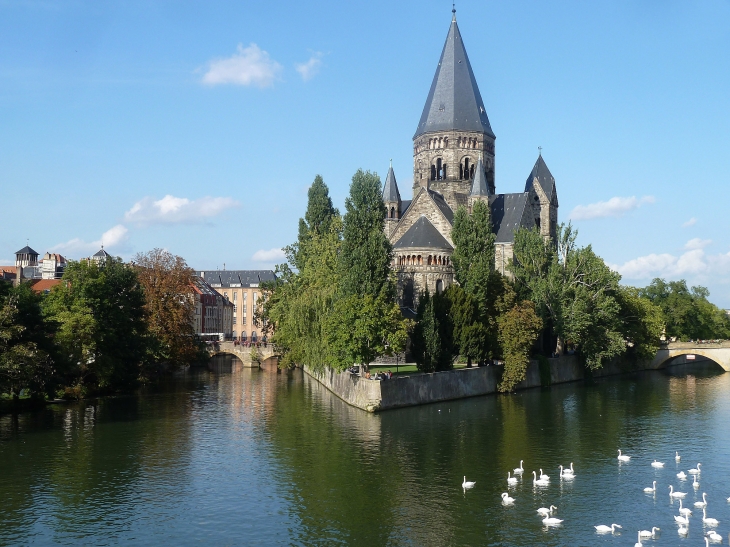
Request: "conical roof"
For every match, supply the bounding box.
[414,15,494,139]
[469,158,490,197]
[382,165,401,202]
[15,245,38,255]
[524,154,556,202]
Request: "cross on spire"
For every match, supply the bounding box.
[452,3,456,20]
[538,146,542,157]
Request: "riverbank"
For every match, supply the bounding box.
[304,355,662,412]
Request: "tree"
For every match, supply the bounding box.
[411,289,454,372]
[616,286,664,362]
[44,259,148,392]
[293,175,339,270]
[451,201,496,310]
[133,249,201,368]
[443,284,489,367]
[497,297,542,392]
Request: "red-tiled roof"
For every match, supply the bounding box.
[0,266,17,274]
[30,279,62,293]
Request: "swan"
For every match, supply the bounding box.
[532,471,549,487]
[501,492,515,505]
[634,531,643,547]
[702,508,719,527]
[644,481,657,493]
[542,516,563,526]
[639,527,660,538]
[707,530,723,542]
[559,465,574,479]
[513,460,524,475]
[618,449,631,462]
[537,505,557,516]
[674,514,689,525]
[669,485,687,498]
[677,523,688,536]
[678,499,692,517]
[677,471,687,480]
[561,462,575,475]
[693,474,700,489]
[462,476,476,489]
[689,463,702,475]
[595,523,621,533]
[676,451,681,462]
[695,492,708,508]
[539,468,550,481]
[507,471,517,486]
[651,460,665,468]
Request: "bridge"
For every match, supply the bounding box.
[208,341,278,368]
[650,341,730,371]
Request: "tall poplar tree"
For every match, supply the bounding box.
[451,200,496,309]
[293,175,339,270]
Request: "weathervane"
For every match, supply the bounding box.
[538,146,542,156]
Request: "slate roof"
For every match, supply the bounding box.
[490,193,533,243]
[15,245,38,256]
[394,216,453,250]
[428,190,454,223]
[414,16,495,139]
[469,157,490,197]
[197,270,276,288]
[400,200,412,217]
[524,154,557,202]
[382,166,401,202]
[93,248,112,258]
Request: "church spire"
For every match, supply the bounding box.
[382,163,401,203]
[469,158,490,197]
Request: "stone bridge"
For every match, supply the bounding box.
[208,341,278,368]
[650,341,730,371]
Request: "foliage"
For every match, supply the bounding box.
[443,284,489,366]
[133,248,202,367]
[616,286,665,362]
[44,259,148,392]
[638,279,730,341]
[497,298,542,392]
[411,290,454,372]
[293,175,339,270]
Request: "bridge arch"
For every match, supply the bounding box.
[650,345,730,372]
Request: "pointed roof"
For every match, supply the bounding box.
[393,216,453,250]
[15,245,38,255]
[469,158,490,197]
[382,165,401,203]
[93,248,112,258]
[524,154,556,202]
[490,192,533,243]
[414,15,494,139]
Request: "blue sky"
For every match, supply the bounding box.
[2,0,729,306]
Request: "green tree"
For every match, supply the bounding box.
[451,201,496,309]
[411,289,454,372]
[294,175,339,270]
[497,295,542,392]
[443,284,489,367]
[616,286,665,362]
[44,259,148,393]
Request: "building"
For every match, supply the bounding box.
[191,276,234,340]
[0,266,17,283]
[40,252,67,279]
[196,270,276,343]
[384,10,558,308]
[11,245,67,285]
[90,247,113,265]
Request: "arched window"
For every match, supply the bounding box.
[459,164,464,180]
[417,255,422,265]
[427,255,432,265]
[436,158,442,180]
[390,207,395,219]
[436,279,444,293]
[431,164,436,181]
[403,279,414,308]
[442,164,447,179]
[252,331,258,343]
[242,331,247,341]
[464,158,470,178]
[470,164,475,178]
[233,331,237,339]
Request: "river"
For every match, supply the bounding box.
[1,358,729,546]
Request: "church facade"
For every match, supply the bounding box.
[383,11,559,309]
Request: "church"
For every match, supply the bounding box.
[383,10,559,309]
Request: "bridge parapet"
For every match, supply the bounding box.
[652,341,730,371]
[208,341,277,368]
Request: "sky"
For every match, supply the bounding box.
[1,0,729,306]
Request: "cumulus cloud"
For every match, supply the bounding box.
[682,217,697,228]
[569,195,655,221]
[252,248,286,262]
[684,238,712,250]
[124,195,240,225]
[51,224,129,256]
[202,43,282,87]
[295,52,323,81]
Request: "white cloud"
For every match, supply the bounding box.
[569,195,655,221]
[295,52,323,81]
[202,43,282,87]
[682,217,697,228]
[51,224,129,256]
[684,238,712,250]
[124,195,240,225]
[252,248,286,262]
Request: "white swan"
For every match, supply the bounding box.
[542,516,563,526]
[651,460,665,468]
[675,451,681,462]
[507,471,517,486]
[532,471,549,487]
[707,530,722,542]
[693,474,700,489]
[677,471,687,480]
[677,523,688,536]
[669,485,687,498]
[689,463,702,475]
[462,476,476,489]
[561,462,575,475]
[678,499,692,517]
[537,505,557,516]
[501,492,515,505]
[539,468,550,481]
[702,508,719,527]
[695,492,708,508]
[644,480,657,493]
[513,460,524,474]
[639,527,660,538]
[595,523,621,533]
[618,449,631,462]
[634,531,643,547]
[674,514,689,525]
[559,465,574,479]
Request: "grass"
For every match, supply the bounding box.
[368,363,470,377]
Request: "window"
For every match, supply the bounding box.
[252,331,258,343]
[233,318,237,325]
[233,292,237,301]
[233,331,236,338]
[436,279,444,293]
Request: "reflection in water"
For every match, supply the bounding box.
[0,361,729,546]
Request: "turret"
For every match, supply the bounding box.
[467,157,492,212]
[382,163,402,239]
[524,153,559,241]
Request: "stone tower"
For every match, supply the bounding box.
[524,153,559,240]
[411,11,496,212]
[467,157,491,212]
[382,163,402,239]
